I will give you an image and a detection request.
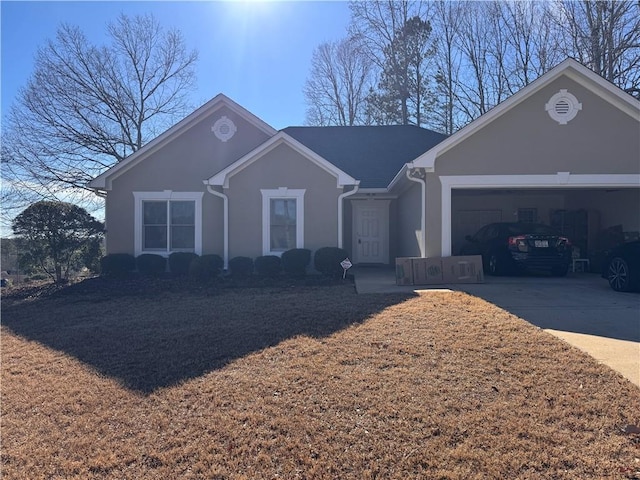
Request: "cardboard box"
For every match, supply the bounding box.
[395,257,414,285]
[441,255,484,284]
[412,257,444,285]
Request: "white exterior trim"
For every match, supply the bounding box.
[406,168,426,257]
[413,58,640,172]
[133,191,204,257]
[439,173,640,256]
[205,185,229,269]
[337,184,360,248]
[89,94,277,190]
[545,89,582,125]
[206,132,358,188]
[260,188,306,256]
[211,115,237,142]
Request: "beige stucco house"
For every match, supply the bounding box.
[89,59,640,268]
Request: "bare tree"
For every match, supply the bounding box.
[454,2,495,123]
[431,1,464,134]
[554,0,640,97]
[2,13,198,221]
[349,0,437,126]
[304,37,374,126]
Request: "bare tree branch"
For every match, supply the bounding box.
[2,13,198,224]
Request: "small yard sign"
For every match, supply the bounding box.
[340,258,353,279]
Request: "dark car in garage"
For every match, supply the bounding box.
[602,240,640,292]
[460,222,572,276]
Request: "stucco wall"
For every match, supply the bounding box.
[396,183,423,258]
[105,106,272,255]
[435,77,639,177]
[225,143,342,259]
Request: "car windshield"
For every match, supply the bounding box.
[505,223,559,236]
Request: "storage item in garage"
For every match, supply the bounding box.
[412,257,444,285]
[442,255,484,283]
[395,257,414,285]
[550,209,600,258]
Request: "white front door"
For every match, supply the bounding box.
[352,200,390,264]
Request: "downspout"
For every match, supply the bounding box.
[205,183,229,270]
[337,182,360,248]
[405,165,426,258]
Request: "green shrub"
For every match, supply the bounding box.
[228,256,253,277]
[254,255,282,277]
[281,248,311,276]
[169,252,199,276]
[100,253,135,277]
[189,254,224,282]
[314,247,349,277]
[136,254,166,277]
[28,273,48,281]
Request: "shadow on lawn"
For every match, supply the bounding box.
[2,277,414,395]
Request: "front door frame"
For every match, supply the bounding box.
[351,199,391,264]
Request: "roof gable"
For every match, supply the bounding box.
[284,125,447,188]
[205,132,359,188]
[89,94,277,190]
[412,58,640,171]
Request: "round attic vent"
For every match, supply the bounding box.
[212,116,237,142]
[545,89,582,125]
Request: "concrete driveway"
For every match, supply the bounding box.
[354,268,640,386]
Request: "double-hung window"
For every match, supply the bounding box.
[134,191,203,256]
[261,188,305,255]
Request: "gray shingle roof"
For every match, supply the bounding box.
[283,126,447,188]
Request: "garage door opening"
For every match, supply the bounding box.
[451,188,640,269]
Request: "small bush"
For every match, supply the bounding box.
[169,252,199,276]
[28,273,49,281]
[281,248,311,276]
[254,255,282,277]
[189,254,224,282]
[100,253,135,277]
[136,254,166,277]
[228,256,253,277]
[314,247,349,277]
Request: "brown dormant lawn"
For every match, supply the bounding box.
[2,278,639,479]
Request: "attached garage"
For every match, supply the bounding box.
[405,58,640,266]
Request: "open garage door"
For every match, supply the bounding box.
[449,187,640,269]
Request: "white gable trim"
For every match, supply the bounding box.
[413,58,640,172]
[89,94,277,190]
[205,132,358,188]
[439,173,640,256]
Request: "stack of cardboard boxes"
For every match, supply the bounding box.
[396,256,484,286]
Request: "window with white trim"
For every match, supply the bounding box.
[134,191,203,256]
[261,188,305,255]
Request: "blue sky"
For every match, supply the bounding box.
[1,1,352,129]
